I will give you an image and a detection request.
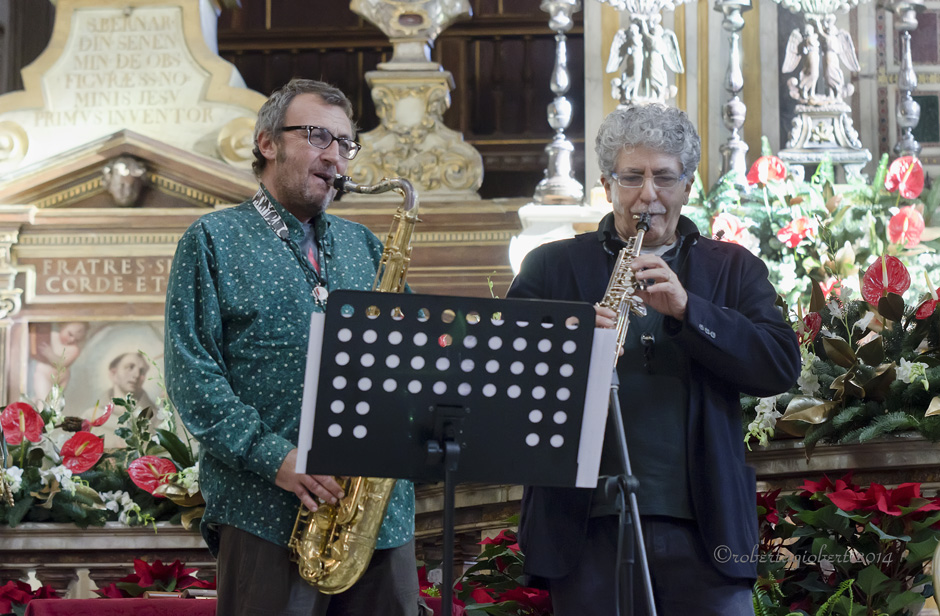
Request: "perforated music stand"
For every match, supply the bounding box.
[296,290,616,616]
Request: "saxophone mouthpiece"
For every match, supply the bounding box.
[333,174,351,195]
[633,213,652,232]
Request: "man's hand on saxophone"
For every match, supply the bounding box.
[630,253,688,321]
[276,448,345,512]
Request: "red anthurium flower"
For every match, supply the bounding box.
[861,255,911,305]
[776,217,815,249]
[746,155,787,185]
[915,272,939,320]
[128,456,178,496]
[888,206,925,248]
[799,312,822,346]
[81,401,114,432]
[819,278,841,299]
[884,155,925,199]
[61,432,104,473]
[1,402,44,445]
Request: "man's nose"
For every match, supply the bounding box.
[318,139,342,166]
[637,177,658,201]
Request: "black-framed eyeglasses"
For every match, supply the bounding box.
[281,125,361,160]
[610,172,686,190]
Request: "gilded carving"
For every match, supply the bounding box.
[350,0,471,66]
[217,117,256,170]
[0,122,29,170]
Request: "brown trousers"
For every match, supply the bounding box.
[215,525,425,616]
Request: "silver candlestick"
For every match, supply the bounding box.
[534,0,584,205]
[716,0,751,183]
[880,0,925,156]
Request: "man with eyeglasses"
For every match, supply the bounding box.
[507,104,800,615]
[165,79,422,616]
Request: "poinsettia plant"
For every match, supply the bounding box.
[95,558,215,598]
[753,473,940,616]
[0,357,203,530]
[0,580,59,616]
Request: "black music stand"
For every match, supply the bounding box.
[296,290,617,616]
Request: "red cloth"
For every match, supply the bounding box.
[24,598,215,616]
[26,597,464,616]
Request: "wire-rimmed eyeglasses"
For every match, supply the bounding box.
[610,172,686,190]
[281,125,362,160]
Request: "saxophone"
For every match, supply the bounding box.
[288,174,419,594]
[597,213,651,366]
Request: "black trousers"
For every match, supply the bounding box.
[215,525,425,616]
[547,516,755,616]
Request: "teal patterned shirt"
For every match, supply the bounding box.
[164,187,415,555]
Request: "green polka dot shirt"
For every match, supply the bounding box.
[164,188,415,555]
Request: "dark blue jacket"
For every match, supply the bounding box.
[506,214,800,580]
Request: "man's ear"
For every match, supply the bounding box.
[256,130,278,163]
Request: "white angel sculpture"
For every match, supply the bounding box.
[782,24,822,103]
[818,14,860,100]
[606,15,683,104]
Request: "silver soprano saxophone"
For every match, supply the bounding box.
[288,174,418,594]
[597,213,651,366]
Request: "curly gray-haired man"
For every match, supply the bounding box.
[507,103,800,615]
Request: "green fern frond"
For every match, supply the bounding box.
[815,578,854,616]
[857,412,919,442]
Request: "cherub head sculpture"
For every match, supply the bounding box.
[101,156,148,207]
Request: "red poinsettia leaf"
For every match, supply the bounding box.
[885,156,925,199]
[61,432,104,473]
[861,256,911,305]
[888,206,926,247]
[469,587,497,604]
[128,456,178,496]
[133,558,156,588]
[826,488,874,512]
[95,583,128,599]
[746,155,787,185]
[479,528,517,546]
[1,402,44,445]
[0,580,35,611]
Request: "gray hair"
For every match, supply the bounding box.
[252,78,357,176]
[595,104,701,179]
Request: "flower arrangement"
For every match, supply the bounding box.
[0,580,59,615]
[0,362,203,530]
[95,558,215,598]
[754,473,940,616]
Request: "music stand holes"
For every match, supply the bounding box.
[464,335,478,349]
[391,307,404,321]
[356,402,370,415]
[436,357,450,371]
[460,359,475,372]
[438,334,453,348]
[557,388,571,401]
[458,383,472,396]
[532,386,546,400]
[550,435,564,448]
[540,316,554,329]
[442,309,456,324]
[491,313,504,326]
[538,339,552,352]
[507,385,521,399]
[353,425,368,439]
[388,331,403,345]
[328,424,342,437]
[408,380,422,394]
[332,376,347,390]
[360,353,375,367]
[386,354,401,369]
[565,316,580,330]
[488,337,503,350]
[383,379,397,392]
[513,337,527,351]
[535,362,549,376]
[562,340,577,354]
[340,304,355,317]
[485,360,500,373]
[417,308,430,322]
[330,400,344,414]
[363,330,378,344]
[466,311,481,324]
[510,361,524,375]
[482,384,497,397]
[413,332,428,346]
[553,411,567,424]
[357,377,372,391]
[560,364,574,377]
[525,433,540,447]
[411,356,425,370]
[335,352,350,366]
[338,328,353,342]
[529,409,543,423]
[433,381,447,395]
[366,305,380,319]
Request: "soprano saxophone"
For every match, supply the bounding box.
[288,174,419,594]
[597,213,651,366]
